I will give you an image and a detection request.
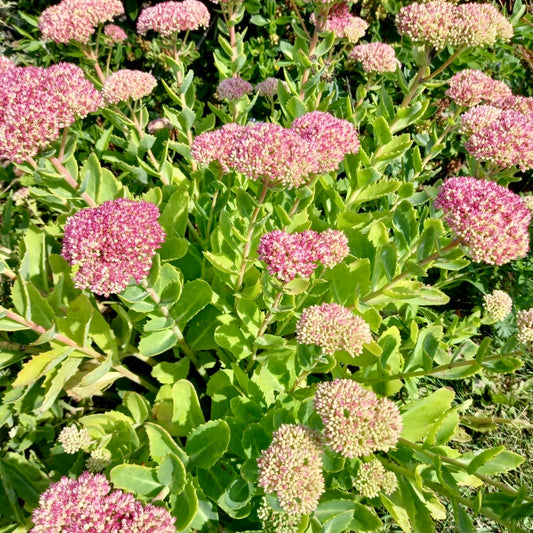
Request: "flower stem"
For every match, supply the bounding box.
[49,156,97,207]
[422,47,466,82]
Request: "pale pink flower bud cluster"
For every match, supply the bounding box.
[459,105,503,135]
[396,1,512,50]
[39,0,124,44]
[86,448,112,472]
[321,2,368,43]
[296,303,371,356]
[30,471,175,532]
[255,77,280,99]
[516,309,533,343]
[354,459,398,498]
[523,195,533,212]
[434,177,531,265]
[216,77,253,101]
[483,290,512,322]
[257,497,300,533]
[58,426,92,454]
[446,69,512,108]
[314,379,403,458]
[0,64,101,163]
[350,42,400,73]
[102,69,157,104]
[0,56,14,74]
[257,229,349,282]
[61,198,166,296]
[137,0,210,36]
[104,23,127,43]
[257,424,325,515]
[498,95,533,115]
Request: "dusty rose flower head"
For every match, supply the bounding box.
[483,290,512,322]
[459,104,502,135]
[0,56,15,74]
[104,23,127,43]
[257,497,300,533]
[257,424,325,515]
[291,111,359,174]
[314,379,403,458]
[296,303,372,356]
[321,2,368,43]
[216,77,253,101]
[354,459,398,498]
[58,426,92,454]
[516,309,533,343]
[61,198,166,296]
[498,94,533,115]
[30,471,175,533]
[446,69,511,108]
[434,177,531,265]
[39,0,124,44]
[103,69,157,104]
[0,64,101,162]
[255,77,280,99]
[350,42,400,73]
[137,0,210,36]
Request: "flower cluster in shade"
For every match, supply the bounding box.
[215,77,253,101]
[102,69,158,104]
[296,303,372,357]
[257,424,325,515]
[0,56,14,74]
[354,459,398,498]
[104,24,127,43]
[446,69,512,108]
[86,448,112,472]
[191,112,359,186]
[58,426,92,454]
[257,497,300,533]
[137,0,210,36]
[255,78,280,99]
[516,309,533,343]
[434,177,531,265]
[39,0,124,44]
[317,2,368,43]
[30,472,175,533]
[523,195,533,212]
[314,379,403,458]
[483,290,512,322]
[257,229,349,282]
[61,198,166,296]
[0,63,101,163]
[396,1,512,51]
[350,42,400,73]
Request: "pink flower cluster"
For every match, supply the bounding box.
[61,198,166,296]
[321,2,368,43]
[104,24,128,43]
[137,0,210,36]
[257,424,325,515]
[215,77,253,101]
[102,69,158,104]
[39,0,124,44]
[434,177,531,265]
[396,1,512,50]
[255,77,280,99]
[30,471,175,532]
[296,303,372,356]
[314,379,403,458]
[350,42,400,74]
[257,229,349,282]
[0,56,14,74]
[446,69,512,108]
[0,63,101,162]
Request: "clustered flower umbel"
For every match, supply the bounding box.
[350,42,400,74]
[137,0,210,36]
[257,424,325,515]
[30,472,175,533]
[483,290,512,322]
[104,23,127,43]
[396,1,512,51]
[39,0,124,44]
[0,56,14,74]
[0,63,101,163]
[191,112,359,187]
[434,177,531,265]
[215,77,253,101]
[354,459,398,498]
[257,497,300,533]
[86,448,112,472]
[257,229,349,282]
[58,426,92,454]
[255,77,280,99]
[102,69,158,104]
[296,303,372,357]
[516,309,533,344]
[61,198,166,296]
[314,379,403,458]
[320,2,368,43]
[446,69,512,108]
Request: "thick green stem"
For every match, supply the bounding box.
[422,47,466,82]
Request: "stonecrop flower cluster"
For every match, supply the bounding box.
[354,459,398,498]
[483,290,512,322]
[257,229,349,282]
[61,198,166,296]
[446,69,512,108]
[257,498,300,533]
[137,0,210,36]
[516,309,533,344]
[102,69,158,104]
[314,379,403,458]
[257,424,325,515]
[0,63,101,162]
[434,177,531,265]
[30,472,175,532]
[296,303,372,357]
[350,42,400,74]
[0,55,14,74]
[104,23,128,43]
[320,2,368,43]
[255,77,280,99]
[39,0,124,44]
[396,1,512,51]
[58,425,92,454]
[216,77,253,101]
